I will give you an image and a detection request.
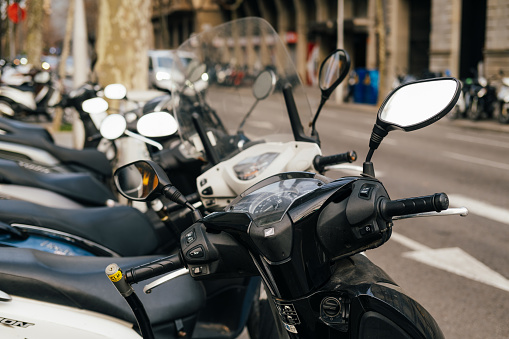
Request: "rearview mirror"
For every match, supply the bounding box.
[377,77,460,132]
[82,97,109,114]
[114,160,173,201]
[319,49,351,100]
[137,111,179,137]
[100,114,127,140]
[252,70,276,100]
[104,84,127,100]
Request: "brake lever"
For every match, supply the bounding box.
[143,267,189,294]
[392,207,469,220]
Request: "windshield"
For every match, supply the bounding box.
[171,17,313,162]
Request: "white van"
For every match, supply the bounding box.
[148,50,195,92]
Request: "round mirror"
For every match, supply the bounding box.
[104,84,127,100]
[379,78,460,130]
[82,97,109,114]
[186,62,207,83]
[137,111,179,137]
[318,49,350,96]
[33,71,50,84]
[252,70,276,100]
[100,114,127,140]
[115,161,159,200]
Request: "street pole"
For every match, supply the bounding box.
[335,0,344,104]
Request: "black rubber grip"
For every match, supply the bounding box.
[313,151,357,172]
[125,254,184,284]
[380,193,449,219]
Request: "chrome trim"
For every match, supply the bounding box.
[12,224,120,257]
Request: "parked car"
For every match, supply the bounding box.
[148,49,195,92]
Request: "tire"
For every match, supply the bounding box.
[498,102,509,124]
[467,97,482,120]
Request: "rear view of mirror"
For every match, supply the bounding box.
[137,111,178,138]
[377,77,460,131]
[100,114,127,140]
[104,84,127,100]
[252,70,276,100]
[311,49,351,140]
[363,77,461,177]
[114,160,162,200]
[319,49,351,100]
[82,97,109,114]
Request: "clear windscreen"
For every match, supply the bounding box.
[170,17,313,161]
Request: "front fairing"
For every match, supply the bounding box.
[171,17,313,163]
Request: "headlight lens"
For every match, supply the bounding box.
[233,152,279,180]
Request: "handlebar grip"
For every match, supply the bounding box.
[124,254,184,284]
[313,151,357,172]
[380,193,449,219]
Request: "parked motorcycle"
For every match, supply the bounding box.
[0,25,354,259]
[0,68,61,121]
[466,76,497,120]
[494,75,509,124]
[111,75,467,339]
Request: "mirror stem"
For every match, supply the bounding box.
[310,96,327,140]
[163,185,202,222]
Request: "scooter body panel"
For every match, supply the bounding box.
[0,295,141,338]
[0,86,37,111]
[197,141,321,210]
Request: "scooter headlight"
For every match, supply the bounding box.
[156,72,171,81]
[233,152,279,181]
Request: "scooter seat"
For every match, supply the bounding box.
[0,133,112,178]
[0,159,116,206]
[0,247,206,328]
[0,116,54,142]
[0,200,159,256]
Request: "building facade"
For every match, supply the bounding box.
[152,0,509,97]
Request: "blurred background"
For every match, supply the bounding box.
[1,0,508,103]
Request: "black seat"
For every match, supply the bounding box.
[0,116,54,142]
[0,247,206,327]
[0,158,116,206]
[0,200,159,256]
[0,133,111,178]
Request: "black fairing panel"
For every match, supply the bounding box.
[0,247,206,328]
[0,200,159,256]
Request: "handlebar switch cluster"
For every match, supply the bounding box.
[180,223,219,278]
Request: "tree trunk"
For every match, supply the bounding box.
[94,0,152,90]
[26,0,45,68]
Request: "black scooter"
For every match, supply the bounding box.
[110,76,467,339]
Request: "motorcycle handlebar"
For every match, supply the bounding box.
[380,193,449,220]
[124,253,185,284]
[313,151,357,173]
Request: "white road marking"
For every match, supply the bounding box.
[446,133,509,149]
[448,194,509,226]
[390,232,509,292]
[444,151,509,171]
